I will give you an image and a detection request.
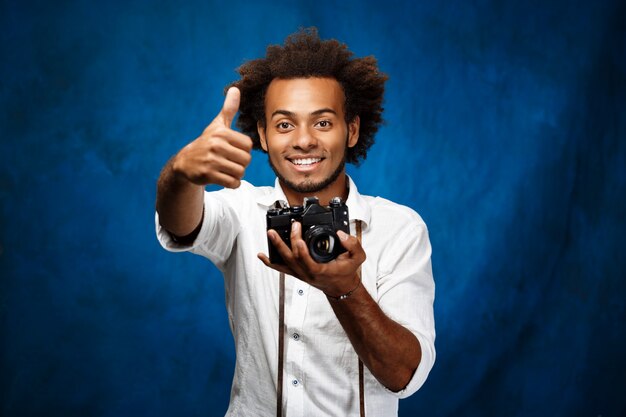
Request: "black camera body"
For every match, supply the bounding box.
[266,197,350,264]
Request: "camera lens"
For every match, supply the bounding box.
[304,226,340,263]
[313,235,334,254]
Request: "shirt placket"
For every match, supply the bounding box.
[284,278,309,416]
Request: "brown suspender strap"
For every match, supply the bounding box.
[359,359,365,417]
[356,220,365,417]
[276,220,364,416]
[277,272,285,417]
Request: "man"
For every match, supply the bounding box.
[155,28,435,416]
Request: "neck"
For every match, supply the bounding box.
[280,173,349,207]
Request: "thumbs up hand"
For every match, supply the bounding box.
[172,87,253,188]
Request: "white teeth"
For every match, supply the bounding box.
[292,158,321,165]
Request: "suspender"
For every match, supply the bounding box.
[277,220,364,416]
[277,271,286,417]
[356,219,365,417]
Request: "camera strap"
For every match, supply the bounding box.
[276,220,364,417]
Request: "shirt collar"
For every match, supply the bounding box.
[255,175,371,228]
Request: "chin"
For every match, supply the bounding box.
[285,179,327,194]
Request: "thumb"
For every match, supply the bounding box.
[336,231,366,263]
[337,230,358,251]
[218,86,241,128]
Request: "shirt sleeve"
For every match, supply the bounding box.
[376,221,436,398]
[155,190,242,271]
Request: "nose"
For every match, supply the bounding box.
[292,126,318,151]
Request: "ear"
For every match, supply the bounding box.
[257,121,268,152]
[347,116,360,148]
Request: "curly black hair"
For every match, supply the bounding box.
[228,27,388,166]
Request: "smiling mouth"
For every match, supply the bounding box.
[288,157,323,166]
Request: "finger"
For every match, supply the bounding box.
[218,87,240,128]
[215,128,253,153]
[290,221,303,258]
[267,230,295,263]
[216,141,253,167]
[214,157,246,179]
[293,239,322,271]
[209,171,243,189]
[267,230,310,277]
[336,230,366,262]
[289,223,331,272]
[257,253,296,276]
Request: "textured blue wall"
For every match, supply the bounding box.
[2,1,625,416]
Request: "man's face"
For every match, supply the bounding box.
[258,77,359,194]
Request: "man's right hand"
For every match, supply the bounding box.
[172,87,253,188]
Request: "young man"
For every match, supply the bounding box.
[155,28,435,416]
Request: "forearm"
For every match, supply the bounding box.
[259,223,422,390]
[156,157,204,237]
[327,281,421,392]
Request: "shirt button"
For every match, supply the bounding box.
[292,379,299,386]
[292,333,300,341]
[297,289,304,295]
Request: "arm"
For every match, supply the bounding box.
[258,221,422,392]
[327,279,421,391]
[156,158,204,238]
[155,87,253,238]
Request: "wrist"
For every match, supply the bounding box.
[325,275,362,301]
[170,154,189,183]
[169,155,205,190]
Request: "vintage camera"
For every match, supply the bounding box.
[266,197,350,264]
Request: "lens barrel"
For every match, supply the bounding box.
[304,225,340,263]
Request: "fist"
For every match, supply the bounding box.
[173,87,253,188]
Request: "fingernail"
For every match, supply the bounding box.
[337,230,348,241]
[292,222,300,232]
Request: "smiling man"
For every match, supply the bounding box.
[259,77,359,212]
[155,28,435,417]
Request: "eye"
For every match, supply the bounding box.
[315,120,332,129]
[276,121,292,131]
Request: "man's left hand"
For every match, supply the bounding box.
[257,221,365,298]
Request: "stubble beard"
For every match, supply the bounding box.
[268,150,347,194]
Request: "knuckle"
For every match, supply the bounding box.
[228,178,241,188]
[204,153,218,167]
[207,137,224,152]
[243,137,253,151]
[205,139,219,154]
[171,155,185,175]
[213,125,229,137]
[233,164,245,178]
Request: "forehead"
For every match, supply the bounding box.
[264,77,345,116]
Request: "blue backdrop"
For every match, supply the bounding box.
[2,1,625,416]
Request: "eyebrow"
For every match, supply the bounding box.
[270,108,337,119]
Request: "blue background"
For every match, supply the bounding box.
[2,1,625,416]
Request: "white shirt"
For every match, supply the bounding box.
[155,177,436,417]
